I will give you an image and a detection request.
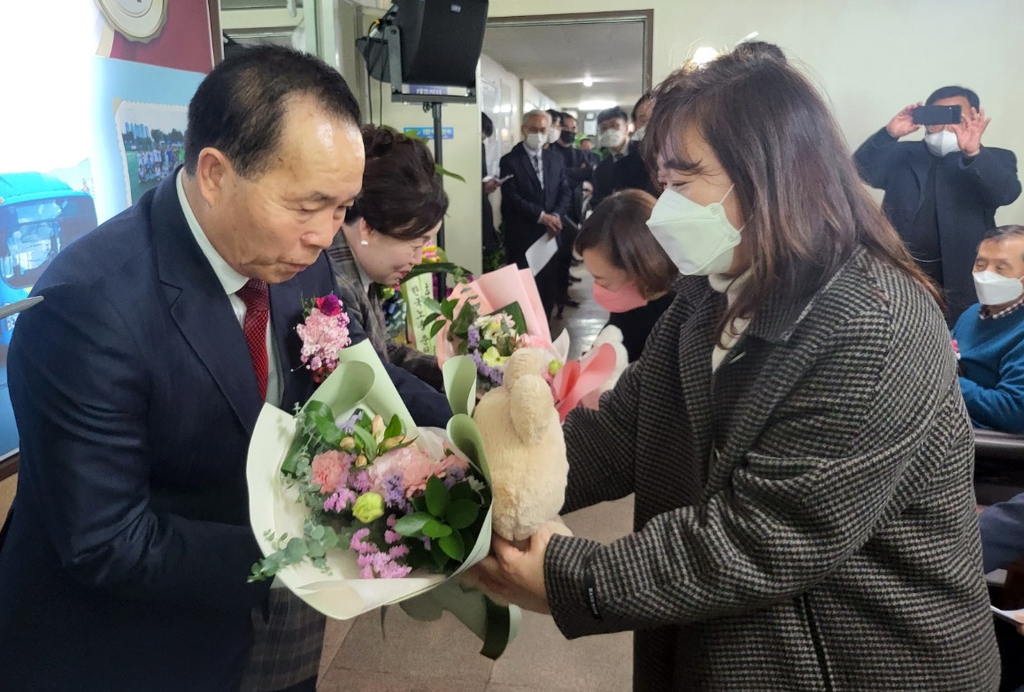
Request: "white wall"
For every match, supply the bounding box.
[488,0,1024,226]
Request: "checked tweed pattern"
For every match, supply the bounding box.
[546,249,999,691]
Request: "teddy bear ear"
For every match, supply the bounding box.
[509,374,555,443]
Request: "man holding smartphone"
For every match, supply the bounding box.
[855,86,1021,325]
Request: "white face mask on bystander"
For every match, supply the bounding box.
[973,271,1024,306]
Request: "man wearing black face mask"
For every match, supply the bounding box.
[552,112,594,223]
[854,85,1021,324]
[550,111,592,313]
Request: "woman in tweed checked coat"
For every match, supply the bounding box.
[327,125,446,390]
[475,44,999,690]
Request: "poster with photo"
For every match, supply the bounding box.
[114,101,189,206]
[0,1,213,459]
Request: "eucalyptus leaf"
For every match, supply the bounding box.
[284,537,307,563]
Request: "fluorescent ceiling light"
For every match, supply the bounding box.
[578,100,617,112]
[583,76,593,88]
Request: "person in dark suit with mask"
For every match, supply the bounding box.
[854,86,1021,323]
[591,96,660,209]
[0,45,451,692]
[499,109,572,322]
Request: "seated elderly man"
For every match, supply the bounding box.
[952,224,1024,432]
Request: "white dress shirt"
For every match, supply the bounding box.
[175,170,282,406]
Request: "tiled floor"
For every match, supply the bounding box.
[317,497,635,692]
[317,265,635,692]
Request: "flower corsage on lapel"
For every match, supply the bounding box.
[296,294,352,383]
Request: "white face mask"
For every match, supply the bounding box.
[525,133,546,152]
[633,126,647,142]
[924,129,960,157]
[974,271,1024,306]
[599,129,626,151]
[647,186,743,276]
[547,128,561,145]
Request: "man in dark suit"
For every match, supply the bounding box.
[855,85,1021,324]
[591,99,659,209]
[0,46,450,692]
[499,109,572,321]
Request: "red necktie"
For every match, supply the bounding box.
[236,278,270,401]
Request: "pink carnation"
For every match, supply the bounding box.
[311,451,351,495]
[368,444,468,498]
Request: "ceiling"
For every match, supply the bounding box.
[482,20,647,112]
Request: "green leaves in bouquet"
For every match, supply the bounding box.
[493,301,528,339]
[394,475,482,568]
[282,400,342,476]
[421,292,482,347]
[249,519,343,582]
[401,261,471,286]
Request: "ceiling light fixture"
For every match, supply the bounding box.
[583,75,593,88]
[578,100,617,112]
[693,46,719,65]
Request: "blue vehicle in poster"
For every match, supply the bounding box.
[0,172,97,346]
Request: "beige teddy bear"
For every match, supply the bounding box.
[473,348,571,547]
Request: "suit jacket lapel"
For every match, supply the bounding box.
[518,146,543,198]
[543,150,557,207]
[270,276,311,409]
[151,174,263,435]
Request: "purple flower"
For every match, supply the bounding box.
[443,464,467,489]
[323,488,357,513]
[316,294,342,317]
[339,411,364,434]
[470,349,504,387]
[350,527,377,555]
[467,324,481,349]
[351,470,372,494]
[382,473,409,511]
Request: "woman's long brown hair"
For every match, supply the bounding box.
[642,47,940,342]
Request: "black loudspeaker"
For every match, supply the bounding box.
[394,0,488,88]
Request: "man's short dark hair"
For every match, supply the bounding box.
[979,225,1024,259]
[481,112,494,139]
[983,225,1024,243]
[926,86,980,111]
[631,92,655,122]
[185,45,361,179]
[597,106,629,126]
[559,111,576,124]
[546,109,562,127]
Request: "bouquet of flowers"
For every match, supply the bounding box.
[422,265,620,420]
[248,332,516,657]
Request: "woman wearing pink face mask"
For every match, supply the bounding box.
[575,189,679,361]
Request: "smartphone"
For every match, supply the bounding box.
[912,105,962,126]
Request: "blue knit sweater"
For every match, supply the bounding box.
[952,304,1024,432]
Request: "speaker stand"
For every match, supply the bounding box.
[423,101,447,299]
